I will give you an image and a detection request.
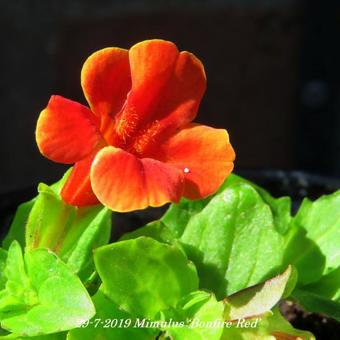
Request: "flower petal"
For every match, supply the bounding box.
[61,153,100,206]
[110,40,179,147]
[151,124,235,200]
[36,96,101,164]
[81,48,131,117]
[152,50,206,132]
[129,39,179,108]
[91,146,184,212]
[109,40,206,155]
[131,50,207,155]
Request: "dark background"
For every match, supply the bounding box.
[1,0,340,195]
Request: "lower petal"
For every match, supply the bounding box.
[151,124,235,200]
[61,153,100,206]
[91,146,184,212]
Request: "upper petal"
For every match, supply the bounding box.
[151,50,206,132]
[150,123,235,200]
[36,95,102,164]
[90,146,184,212]
[128,40,206,126]
[81,47,131,117]
[110,40,179,146]
[110,40,206,155]
[130,50,207,155]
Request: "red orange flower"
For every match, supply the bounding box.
[36,40,235,212]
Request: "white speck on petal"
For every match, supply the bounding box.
[183,167,190,174]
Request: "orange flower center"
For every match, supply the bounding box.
[98,107,161,157]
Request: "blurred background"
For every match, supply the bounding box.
[1,0,340,195]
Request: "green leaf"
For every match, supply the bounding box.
[161,196,212,239]
[284,192,340,285]
[0,249,7,290]
[2,199,36,250]
[122,175,340,321]
[28,335,66,340]
[120,220,176,244]
[292,289,340,322]
[162,174,292,238]
[25,183,77,252]
[49,169,72,195]
[163,291,224,340]
[282,191,340,320]
[24,183,111,280]
[68,289,156,340]
[0,241,38,313]
[0,333,67,339]
[221,308,315,340]
[299,267,340,302]
[224,266,294,321]
[123,175,291,299]
[0,245,95,337]
[30,335,66,339]
[94,237,198,319]
[153,175,238,242]
[250,183,292,235]
[2,169,72,250]
[179,177,287,298]
[60,206,111,281]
